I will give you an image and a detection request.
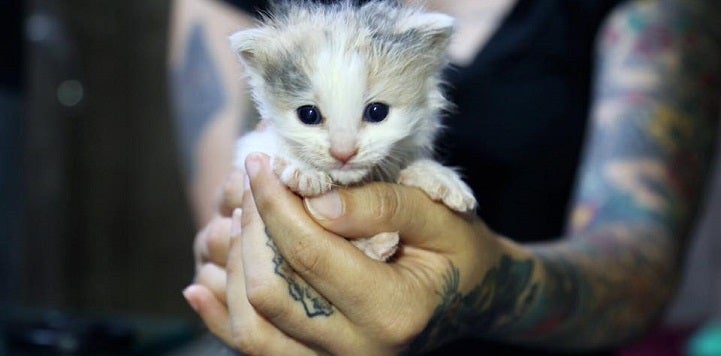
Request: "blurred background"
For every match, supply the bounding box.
[1,0,201,354]
[1,0,720,355]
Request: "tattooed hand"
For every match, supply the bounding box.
[185,153,525,354]
[183,0,721,353]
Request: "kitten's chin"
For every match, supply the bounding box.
[329,169,369,186]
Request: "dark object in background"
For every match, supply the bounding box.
[4,313,135,355]
[0,0,24,310]
[0,0,23,90]
[2,310,197,355]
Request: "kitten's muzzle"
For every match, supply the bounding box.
[330,148,358,165]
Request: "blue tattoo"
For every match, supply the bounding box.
[170,23,227,179]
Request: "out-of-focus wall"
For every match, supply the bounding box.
[22,0,195,316]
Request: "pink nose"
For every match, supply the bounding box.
[330,148,358,164]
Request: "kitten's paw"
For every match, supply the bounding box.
[350,232,399,262]
[399,160,477,213]
[272,157,333,197]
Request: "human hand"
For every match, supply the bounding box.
[185,167,317,354]
[186,153,507,354]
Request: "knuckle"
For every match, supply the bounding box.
[245,274,287,320]
[232,324,267,355]
[284,234,324,277]
[367,184,403,224]
[194,218,227,266]
[253,187,280,215]
[195,264,220,286]
[376,311,425,347]
[369,288,427,346]
[205,220,231,257]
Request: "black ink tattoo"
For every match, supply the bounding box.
[406,263,462,354]
[170,22,227,180]
[407,256,538,354]
[265,227,334,318]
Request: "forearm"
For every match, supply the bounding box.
[524,226,679,349]
[169,0,255,225]
[496,0,721,348]
[413,0,721,352]
[409,226,678,352]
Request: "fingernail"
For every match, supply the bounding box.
[305,191,343,220]
[245,154,263,178]
[230,208,242,237]
[182,286,199,311]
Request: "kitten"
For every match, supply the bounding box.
[230,0,476,261]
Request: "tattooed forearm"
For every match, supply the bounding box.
[516,0,720,348]
[170,22,227,180]
[412,0,721,352]
[406,263,462,354]
[408,256,538,353]
[522,224,678,349]
[514,0,720,348]
[265,228,334,318]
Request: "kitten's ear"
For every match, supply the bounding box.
[229,28,271,72]
[397,12,455,53]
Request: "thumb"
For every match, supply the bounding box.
[303,182,469,249]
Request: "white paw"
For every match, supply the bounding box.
[399,160,477,213]
[350,232,399,261]
[272,157,333,197]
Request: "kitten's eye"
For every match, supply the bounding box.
[297,105,323,125]
[363,102,389,123]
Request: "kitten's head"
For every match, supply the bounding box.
[230,0,453,184]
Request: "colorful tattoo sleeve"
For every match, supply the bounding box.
[412,0,721,352]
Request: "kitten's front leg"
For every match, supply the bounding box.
[399,159,477,213]
[272,157,334,197]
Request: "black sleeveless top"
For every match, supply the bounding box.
[224,0,625,354]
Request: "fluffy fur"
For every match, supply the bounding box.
[230,0,476,260]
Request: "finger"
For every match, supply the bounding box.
[244,153,387,318]
[219,170,246,217]
[195,263,227,305]
[194,216,232,269]
[239,176,357,352]
[304,182,476,252]
[225,207,319,355]
[183,284,233,345]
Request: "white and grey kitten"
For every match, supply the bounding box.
[230,0,476,261]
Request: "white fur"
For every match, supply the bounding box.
[230,1,476,261]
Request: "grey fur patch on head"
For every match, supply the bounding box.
[229,0,454,114]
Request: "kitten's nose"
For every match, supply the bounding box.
[330,148,358,164]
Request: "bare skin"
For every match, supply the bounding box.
[176,0,721,353]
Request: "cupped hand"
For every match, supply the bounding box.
[185,153,507,354]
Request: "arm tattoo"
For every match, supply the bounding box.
[170,22,227,180]
[265,228,334,318]
[518,0,721,348]
[517,0,721,348]
[413,0,721,351]
[408,256,538,353]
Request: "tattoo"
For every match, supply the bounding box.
[524,226,676,347]
[408,256,538,353]
[414,1,721,351]
[265,228,334,318]
[517,0,721,349]
[406,263,461,354]
[170,22,227,180]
